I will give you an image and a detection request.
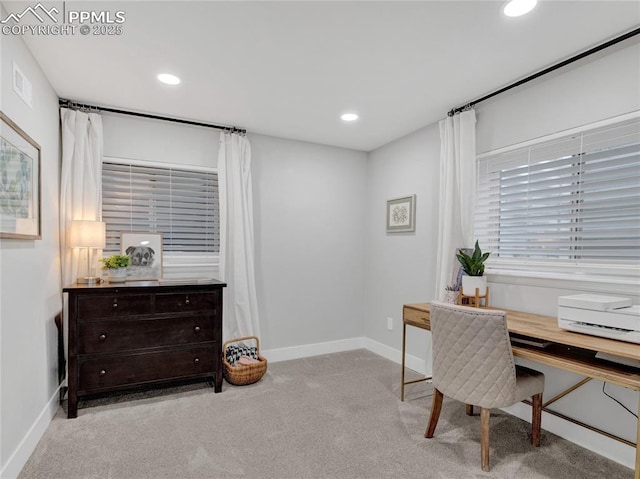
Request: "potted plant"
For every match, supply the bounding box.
[444,284,459,304]
[100,254,131,283]
[456,240,490,296]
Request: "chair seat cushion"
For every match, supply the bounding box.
[514,365,545,402]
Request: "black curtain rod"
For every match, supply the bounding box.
[58,98,246,134]
[447,27,640,117]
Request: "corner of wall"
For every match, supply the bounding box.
[0,25,62,477]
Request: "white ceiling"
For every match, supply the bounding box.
[9,1,640,151]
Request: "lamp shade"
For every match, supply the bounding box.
[68,220,106,249]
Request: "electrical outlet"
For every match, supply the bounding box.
[387,317,393,331]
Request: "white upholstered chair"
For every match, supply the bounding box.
[424,301,545,472]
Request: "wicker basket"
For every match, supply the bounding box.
[222,336,267,386]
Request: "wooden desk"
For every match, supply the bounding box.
[402,303,640,478]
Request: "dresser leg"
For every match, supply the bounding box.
[68,393,78,419]
[214,372,222,393]
[67,353,78,418]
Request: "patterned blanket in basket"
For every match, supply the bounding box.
[225,344,259,366]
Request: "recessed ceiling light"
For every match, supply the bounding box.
[504,0,537,17]
[157,73,181,85]
[341,113,359,122]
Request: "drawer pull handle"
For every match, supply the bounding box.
[99,369,107,377]
[99,334,107,341]
[185,298,191,305]
[194,357,200,364]
[112,303,118,309]
[194,326,201,333]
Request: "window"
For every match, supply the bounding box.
[102,159,219,277]
[475,114,640,279]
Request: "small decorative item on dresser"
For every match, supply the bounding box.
[223,336,267,386]
[99,254,131,283]
[121,231,163,280]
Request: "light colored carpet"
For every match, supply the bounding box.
[19,350,632,478]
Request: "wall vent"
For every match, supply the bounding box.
[13,62,33,109]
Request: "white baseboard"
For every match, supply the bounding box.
[363,337,430,376]
[1,386,61,479]
[502,402,634,471]
[262,337,431,376]
[262,337,366,363]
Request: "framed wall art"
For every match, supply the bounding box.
[121,232,163,280]
[0,112,41,239]
[386,194,415,233]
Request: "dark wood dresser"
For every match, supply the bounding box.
[63,280,226,418]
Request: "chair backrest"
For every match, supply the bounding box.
[429,301,518,408]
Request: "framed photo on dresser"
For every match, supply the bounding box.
[121,232,163,280]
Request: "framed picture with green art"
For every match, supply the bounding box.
[0,112,41,239]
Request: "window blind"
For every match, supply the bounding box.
[476,116,640,275]
[102,161,219,255]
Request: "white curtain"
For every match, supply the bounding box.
[217,131,261,340]
[434,109,477,300]
[60,108,104,286]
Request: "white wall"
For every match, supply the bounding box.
[102,115,368,353]
[363,40,640,467]
[476,41,640,154]
[102,113,218,169]
[250,133,367,352]
[363,125,440,371]
[0,27,62,478]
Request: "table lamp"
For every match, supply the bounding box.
[69,220,106,284]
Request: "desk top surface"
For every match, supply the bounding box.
[404,303,640,361]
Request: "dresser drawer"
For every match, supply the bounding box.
[77,294,153,320]
[78,346,215,393]
[79,316,215,354]
[155,291,217,314]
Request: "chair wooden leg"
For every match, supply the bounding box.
[480,407,490,472]
[425,388,444,438]
[466,404,474,416]
[531,392,542,447]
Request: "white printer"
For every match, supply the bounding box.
[558,294,640,344]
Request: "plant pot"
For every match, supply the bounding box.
[107,268,127,283]
[444,291,458,304]
[461,276,487,296]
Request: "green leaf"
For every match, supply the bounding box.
[456,241,490,276]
